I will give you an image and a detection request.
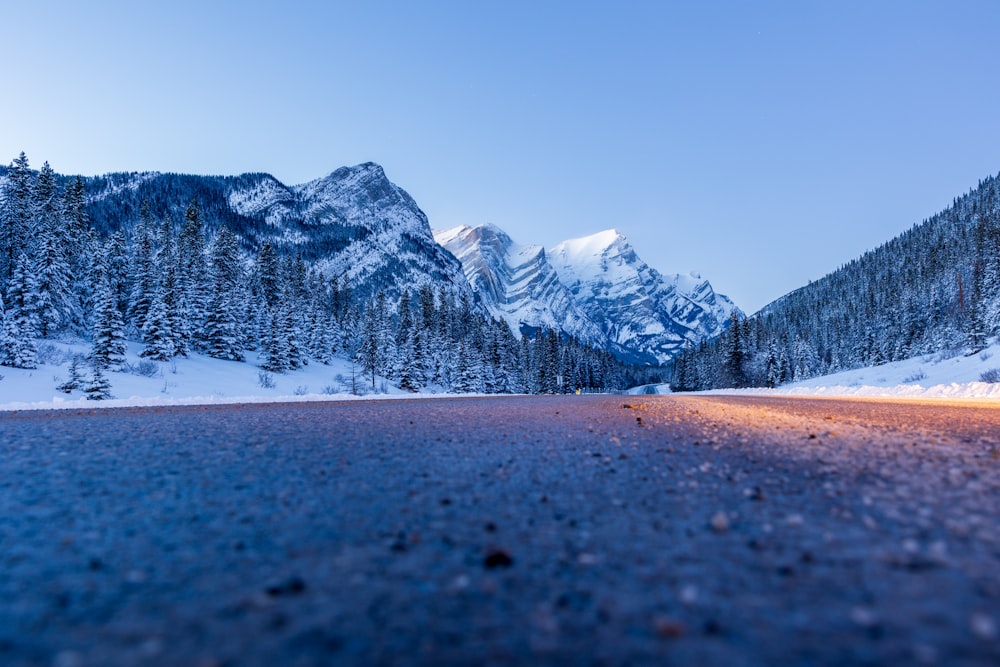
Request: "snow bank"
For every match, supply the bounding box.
[646,339,1000,401]
[0,339,453,412]
[706,381,1000,401]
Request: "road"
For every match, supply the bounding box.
[1,394,998,666]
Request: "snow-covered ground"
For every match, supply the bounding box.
[0,340,424,412]
[7,338,1000,411]
[629,339,1000,400]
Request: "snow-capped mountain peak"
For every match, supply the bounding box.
[433,224,605,343]
[435,223,738,364]
[546,229,738,364]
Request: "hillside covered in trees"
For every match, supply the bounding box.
[0,153,653,397]
[672,172,1000,390]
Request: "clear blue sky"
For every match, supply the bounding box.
[3,0,1000,313]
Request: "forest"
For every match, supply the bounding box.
[0,153,646,397]
[672,173,1000,390]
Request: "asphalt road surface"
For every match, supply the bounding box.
[1,394,998,666]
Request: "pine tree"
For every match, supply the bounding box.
[454,340,485,393]
[84,360,113,400]
[357,297,384,390]
[723,311,746,388]
[260,309,292,372]
[57,354,85,393]
[257,243,280,309]
[140,294,177,361]
[146,217,189,357]
[30,160,75,333]
[204,290,244,361]
[178,198,209,347]
[92,278,127,370]
[0,152,33,281]
[128,201,158,332]
[204,226,244,361]
[61,176,91,325]
[1,253,40,368]
[764,340,780,388]
[34,224,76,337]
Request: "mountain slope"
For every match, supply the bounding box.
[435,225,738,364]
[547,230,738,364]
[433,224,605,342]
[672,170,1000,390]
[81,163,470,303]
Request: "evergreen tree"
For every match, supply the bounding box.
[140,294,177,361]
[260,309,292,372]
[178,198,209,346]
[33,228,75,337]
[61,176,91,323]
[1,253,40,368]
[257,243,281,308]
[764,340,780,389]
[128,201,158,332]
[157,217,191,356]
[92,278,127,370]
[357,297,383,390]
[57,354,85,393]
[84,360,113,400]
[204,226,244,361]
[0,152,33,282]
[454,340,485,393]
[33,167,79,336]
[722,311,746,388]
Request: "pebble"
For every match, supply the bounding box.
[52,651,83,667]
[850,606,879,628]
[653,615,686,638]
[971,613,997,641]
[484,548,513,569]
[710,511,729,533]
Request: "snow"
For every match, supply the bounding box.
[550,229,622,263]
[226,176,293,221]
[0,340,437,412]
[431,225,471,247]
[434,224,605,343]
[703,339,1000,401]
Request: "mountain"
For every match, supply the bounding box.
[81,163,471,303]
[672,171,1000,390]
[433,224,605,343]
[3,157,734,366]
[547,230,738,364]
[435,224,738,365]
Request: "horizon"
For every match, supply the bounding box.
[4,1,1000,313]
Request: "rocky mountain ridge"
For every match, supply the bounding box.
[437,225,738,364]
[3,160,737,364]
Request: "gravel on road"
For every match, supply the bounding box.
[1,394,998,666]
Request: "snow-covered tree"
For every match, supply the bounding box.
[92,278,127,370]
[1,253,40,368]
[260,309,292,372]
[203,225,244,361]
[57,354,85,394]
[84,360,113,400]
[178,198,209,347]
[0,152,34,282]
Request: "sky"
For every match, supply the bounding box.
[3,0,1000,313]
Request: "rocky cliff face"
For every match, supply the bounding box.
[436,225,738,364]
[434,224,605,342]
[547,230,738,364]
[83,163,471,304]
